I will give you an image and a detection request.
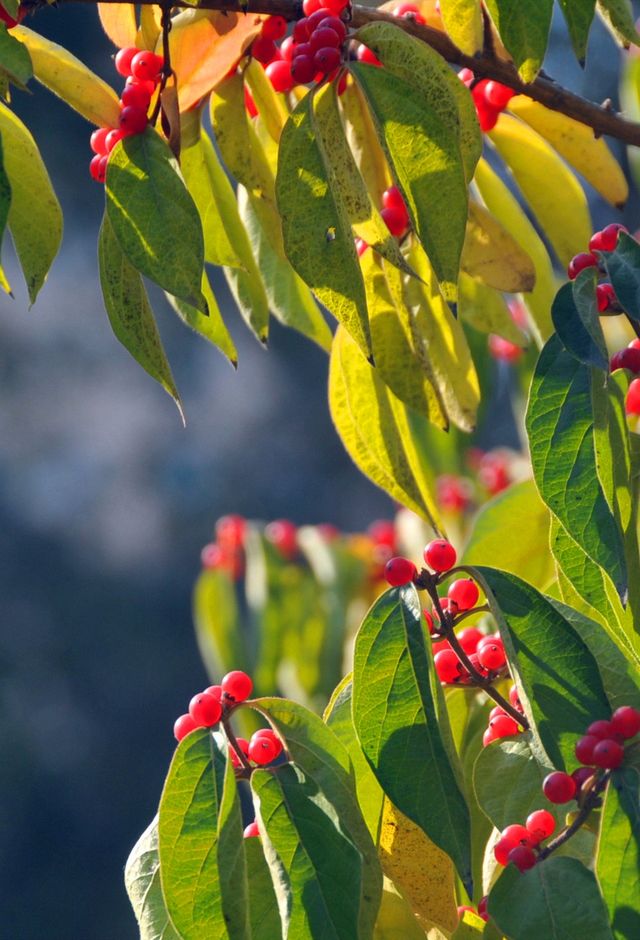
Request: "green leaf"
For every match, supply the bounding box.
[597,747,640,940]
[473,567,612,770]
[0,23,32,89]
[244,838,281,940]
[158,730,249,940]
[600,231,640,322]
[439,0,484,55]
[166,271,238,367]
[0,133,11,259]
[488,857,613,940]
[124,818,180,940]
[223,256,270,346]
[484,0,554,81]
[244,58,288,143]
[192,568,249,682]
[551,275,608,370]
[328,325,443,528]
[558,0,597,63]
[597,0,640,47]
[462,480,554,591]
[350,61,468,302]
[276,91,371,357]
[98,212,183,419]
[352,584,472,891]
[474,735,554,830]
[251,763,368,940]
[106,128,206,312]
[0,101,61,304]
[526,335,627,601]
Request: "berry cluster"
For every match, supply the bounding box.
[201,514,300,578]
[437,448,515,515]
[89,47,165,183]
[458,69,516,132]
[173,670,254,741]
[566,223,627,309]
[482,685,524,745]
[572,705,640,771]
[493,810,556,872]
[231,727,284,770]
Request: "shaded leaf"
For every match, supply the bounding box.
[600,231,640,322]
[484,0,553,81]
[597,0,640,47]
[0,23,31,89]
[373,883,427,940]
[124,818,180,940]
[558,0,597,63]
[245,837,281,940]
[551,276,608,370]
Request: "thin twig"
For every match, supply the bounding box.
[537,771,609,861]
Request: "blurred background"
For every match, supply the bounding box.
[0,5,636,937]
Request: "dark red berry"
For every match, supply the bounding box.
[221,670,253,702]
[508,845,537,871]
[611,705,640,739]
[314,46,341,72]
[189,692,222,727]
[477,896,488,921]
[174,713,197,741]
[252,34,278,64]
[310,27,341,52]
[525,809,555,843]
[266,59,294,93]
[572,766,597,791]
[596,283,617,312]
[130,50,164,83]
[261,15,287,40]
[291,53,316,84]
[589,223,628,253]
[423,539,457,572]
[567,252,598,280]
[447,578,480,611]
[89,154,108,183]
[542,771,577,804]
[293,18,310,42]
[119,105,148,136]
[317,15,348,40]
[592,738,624,769]
[575,734,599,765]
[611,347,640,374]
[243,821,260,838]
[381,205,408,237]
[115,46,139,78]
[587,720,616,739]
[384,556,417,587]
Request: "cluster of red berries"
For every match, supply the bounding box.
[173,670,254,741]
[482,685,524,745]
[610,337,640,375]
[437,448,514,514]
[433,630,508,687]
[493,808,556,873]
[231,727,284,771]
[355,3,426,66]
[201,514,301,578]
[89,46,164,183]
[566,223,627,310]
[458,69,516,132]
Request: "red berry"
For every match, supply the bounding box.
[572,766,597,791]
[248,733,281,765]
[130,50,164,83]
[596,283,617,312]
[291,53,316,84]
[314,46,341,72]
[252,34,279,64]
[567,252,598,280]
[458,67,474,86]
[611,347,640,374]
[629,339,640,350]
[382,185,406,214]
[105,129,125,153]
[221,670,253,702]
[121,83,151,112]
[488,334,524,363]
[489,705,508,721]
[384,556,417,587]
[381,205,408,237]
[611,705,640,739]
[243,821,260,838]
[447,578,480,611]
[265,519,297,557]
[508,845,537,872]
[473,97,500,133]
[467,652,489,677]
[431,639,452,655]
[575,735,599,765]
[234,737,250,756]
[525,809,555,843]
[434,649,464,683]
[394,2,426,24]
[261,15,287,40]
[542,771,577,804]
[115,46,139,78]
[89,154,108,183]
[356,44,382,66]
[477,640,506,671]
[119,105,148,136]
[502,823,532,845]
[483,727,498,747]
[589,223,628,253]
[90,127,110,156]
[302,0,321,13]
[216,514,246,550]
[423,539,457,572]
[318,15,348,40]
[174,713,197,741]
[323,0,349,12]
[204,684,223,702]
[280,36,296,61]
[592,738,625,769]
[189,692,222,727]
[489,714,519,738]
[126,75,156,96]
[456,627,483,654]
[266,59,295,93]
[587,720,616,739]
[310,26,342,52]
[484,80,516,110]
[627,378,640,415]
[293,18,310,42]
[509,685,522,709]
[368,519,396,548]
[478,896,488,921]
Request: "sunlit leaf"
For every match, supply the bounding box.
[462,201,536,293]
[98,4,138,49]
[439,0,484,55]
[483,0,553,81]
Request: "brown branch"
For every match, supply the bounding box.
[25,0,640,147]
[536,770,609,861]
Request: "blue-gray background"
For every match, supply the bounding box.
[0,7,633,937]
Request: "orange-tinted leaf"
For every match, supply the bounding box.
[98,4,138,49]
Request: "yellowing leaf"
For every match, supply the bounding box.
[488,112,592,267]
[462,201,536,293]
[12,26,121,128]
[340,80,391,204]
[458,273,527,345]
[374,881,426,940]
[507,96,628,207]
[98,4,137,49]
[244,58,288,143]
[159,9,263,113]
[378,799,458,935]
[138,6,162,50]
[439,0,484,55]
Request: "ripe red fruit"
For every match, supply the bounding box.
[589,223,628,253]
[384,556,418,586]
[266,60,295,93]
[130,50,164,83]
[423,539,457,572]
[575,734,599,765]
[489,705,508,721]
[477,639,506,671]
[243,821,260,838]
[261,15,287,40]
[475,100,500,133]
[323,0,349,12]
[508,845,537,871]
[502,823,532,845]
[567,252,598,280]
[115,46,139,78]
[611,347,640,374]
[488,334,524,363]
[310,26,341,52]
[293,18,310,42]
[234,737,250,756]
[382,185,407,214]
[587,719,616,739]
[90,127,110,156]
[265,519,298,557]
[302,0,321,13]
[596,283,617,312]
[456,627,483,654]
[484,80,516,110]
[189,692,222,727]
[248,733,281,765]
[105,128,125,153]
[318,15,348,40]
[314,46,341,72]
[458,67,474,86]
[381,205,408,237]
[89,154,108,183]
[252,34,278,64]
[592,738,625,769]
[525,809,555,843]
[119,106,148,136]
[121,83,151,111]
[291,54,316,84]
[447,578,480,611]
[572,766,596,791]
[434,648,464,683]
[221,670,253,702]
[174,713,197,741]
[483,727,498,747]
[204,684,223,702]
[509,685,522,709]
[280,36,296,61]
[542,771,577,804]
[629,338,640,350]
[627,378,640,415]
[356,44,382,66]
[489,714,519,738]
[126,75,156,96]
[611,705,640,739]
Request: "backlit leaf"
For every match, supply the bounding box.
[484,0,553,81]
[98,4,137,48]
[124,818,180,940]
[167,272,238,367]
[245,838,281,940]
[439,0,484,55]
[0,23,32,89]
[462,201,536,293]
[597,0,640,47]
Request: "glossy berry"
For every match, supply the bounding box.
[261,15,287,40]
[115,46,139,78]
[293,18,311,42]
[587,719,617,739]
[447,578,479,611]
[119,105,148,136]
[596,283,617,312]
[90,127,110,156]
[489,714,519,738]
[381,205,408,237]
[456,627,484,654]
[508,845,537,872]
[567,252,598,280]
[484,80,515,110]
[575,734,599,765]
[221,670,253,702]
[477,639,506,671]
[483,727,498,747]
[525,809,555,843]
[105,128,125,153]
[589,223,628,253]
[302,0,321,13]
[314,46,341,72]
[626,378,640,416]
[318,15,348,40]
[252,34,278,64]
[189,692,222,727]
[384,555,417,586]
[423,538,457,572]
[291,54,316,84]
[572,766,596,791]
[174,713,197,741]
[592,738,624,769]
[265,519,297,557]
[434,648,464,684]
[280,36,296,61]
[204,684,223,702]
[610,347,640,374]
[489,705,508,721]
[356,44,382,66]
[542,771,577,804]
[611,705,640,739]
[126,75,156,97]
[89,154,107,183]
[121,83,151,111]
[502,823,532,845]
[248,733,281,765]
[266,60,295,93]
[130,50,164,83]
[243,821,260,838]
[310,27,342,52]
[323,0,349,12]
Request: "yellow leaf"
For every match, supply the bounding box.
[98,4,137,49]
[451,909,486,937]
[439,0,484,55]
[507,96,628,207]
[158,10,263,113]
[462,201,536,293]
[12,26,120,128]
[244,58,289,143]
[378,799,459,935]
[138,6,162,50]
[340,80,391,204]
[458,273,527,345]
[374,881,427,939]
[488,112,592,267]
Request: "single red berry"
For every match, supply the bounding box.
[508,845,537,871]
[302,0,321,13]
[252,34,279,64]
[567,252,598,280]
[627,378,640,415]
[381,205,408,237]
[252,729,283,759]
[434,648,464,684]
[216,514,246,550]
[596,283,617,312]
[291,53,316,84]
[432,597,458,622]
[395,3,426,24]
[174,713,197,741]
[467,652,489,677]
[248,733,281,765]
[437,474,472,513]
[477,640,506,671]
[509,685,522,709]
[266,59,295,93]
[475,104,500,134]
[423,539,457,572]
[456,627,484,654]
[384,556,417,587]
[318,15,348,40]
[489,714,519,738]
[382,185,407,215]
[611,705,640,739]
[105,128,125,153]
[356,44,382,66]
[265,519,298,557]
[587,719,616,739]
[368,519,396,548]
[592,738,625,769]
[310,26,342,52]
[589,223,628,253]
[261,15,287,40]
[115,46,139,78]
[280,36,296,61]
[130,50,164,83]
[234,737,250,756]
[575,734,599,765]
[611,347,640,374]
[189,692,222,727]
[293,18,310,42]
[121,83,151,112]
[431,639,451,655]
[542,771,577,804]
[484,80,516,110]
[488,334,524,363]
[629,339,640,350]
[243,821,260,838]
[126,75,157,96]
[89,154,108,183]
[119,105,148,136]
[221,670,253,702]
[525,809,555,843]
[90,127,110,156]
[572,766,597,791]
[489,705,508,721]
[314,46,341,72]
[502,823,532,845]
[204,684,223,702]
[483,727,498,747]
[447,578,480,611]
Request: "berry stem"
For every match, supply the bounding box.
[537,771,609,862]
[150,2,173,127]
[221,714,253,773]
[450,604,490,626]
